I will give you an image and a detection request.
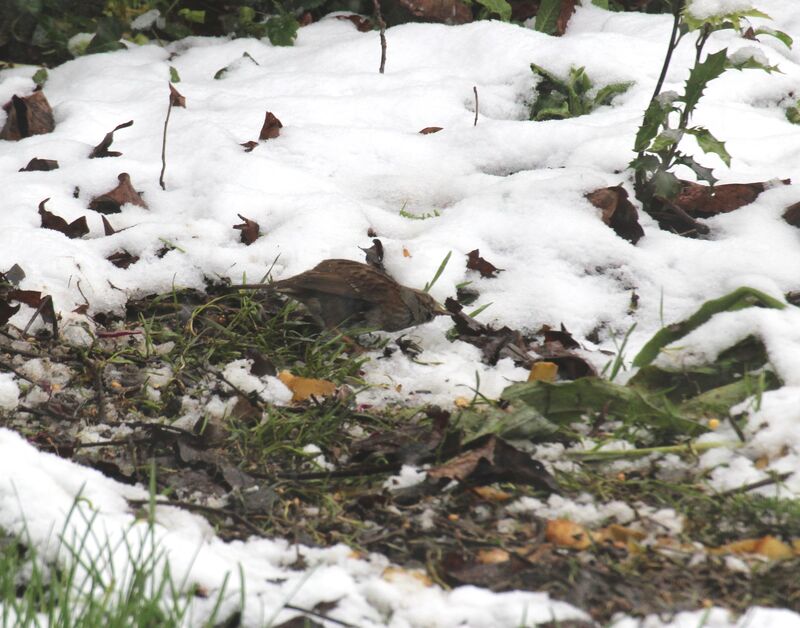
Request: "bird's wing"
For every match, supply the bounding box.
[276,260,394,304]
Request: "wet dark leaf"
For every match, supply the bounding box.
[89,120,133,158]
[107,250,139,269]
[466,249,502,278]
[586,186,644,244]
[169,83,186,108]
[259,112,282,140]
[1,91,55,140]
[233,214,260,245]
[89,173,148,214]
[427,434,558,492]
[38,199,89,239]
[20,157,59,171]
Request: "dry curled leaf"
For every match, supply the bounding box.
[241,140,259,153]
[89,120,134,158]
[528,361,558,382]
[335,14,374,31]
[38,198,89,239]
[107,250,139,269]
[101,216,116,236]
[674,179,790,216]
[546,519,591,550]
[1,91,55,140]
[782,201,800,228]
[20,157,59,172]
[398,0,472,23]
[419,126,443,134]
[259,112,282,140]
[586,185,644,244]
[556,0,577,36]
[233,214,260,245]
[466,249,502,278]
[89,173,148,214]
[168,83,186,108]
[427,434,558,492]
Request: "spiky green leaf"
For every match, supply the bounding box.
[687,127,730,166]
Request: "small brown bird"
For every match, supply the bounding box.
[237,259,447,332]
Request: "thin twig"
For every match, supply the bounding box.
[473,86,479,126]
[284,604,357,628]
[159,101,172,190]
[372,0,387,74]
[127,498,266,538]
[273,462,401,480]
[655,196,711,235]
[718,472,792,497]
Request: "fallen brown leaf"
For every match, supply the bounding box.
[233,214,260,245]
[1,91,55,140]
[89,120,134,158]
[398,0,472,23]
[38,199,89,239]
[19,157,59,172]
[419,126,443,134]
[259,112,282,140]
[466,249,503,278]
[89,173,148,214]
[586,185,644,244]
[168,83,186,108]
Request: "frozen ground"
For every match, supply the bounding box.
[1,0,800,625]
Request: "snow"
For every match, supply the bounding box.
[3,0,800,625]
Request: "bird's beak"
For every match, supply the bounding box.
[433,303,450,316]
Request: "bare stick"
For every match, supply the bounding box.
[159,103,172,190]
[473,86,479,126]
[372,0,387,74]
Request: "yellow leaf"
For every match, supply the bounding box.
[454,396,471,408]
[402,247,411,257]
[528,361,558,382]
[278,370,336,402]
[472,486,513,502]
[477,548,510,564]
[382,567,432,586]
[707,418,720,430]
[716,535,794,560]
[546,519,591,550]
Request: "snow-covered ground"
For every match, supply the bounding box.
[2,0,800,625]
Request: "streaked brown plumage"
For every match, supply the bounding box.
[238,259,446,331]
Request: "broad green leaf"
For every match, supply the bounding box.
[475,0,512,21]
[457,404,559,441]
[652,170,681,198]
[169,66,180,83]
[594,81,633,106]
[687,127,730,166]
[650,130,682,152]
[674,154,717,185]
[569,66,592,96]
[178,8,205,24]
[629,153,662,175]
[681,48,727,116]
[592,0,609,7]
[534,0,561,35]
[266,14,299,46]
[634,100,671,152]
[755,28,793,49]
[727,57,781,73]
[501,377,707,436]
[86,17,126,54]
[31,68,48,86]
[632,287,786,368]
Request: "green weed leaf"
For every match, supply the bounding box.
[266,14,299,46]
[681,48,727,116]
[594,81,633,107]
[687,127,730,166]
[633,287,786,368]
[475,0,512,21]
[534,0,561,35]
[652,170,681,198]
